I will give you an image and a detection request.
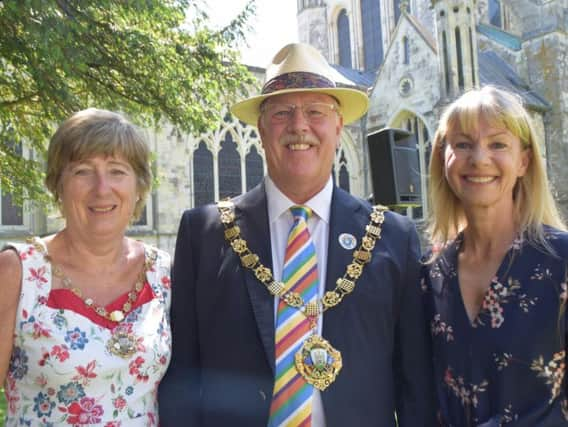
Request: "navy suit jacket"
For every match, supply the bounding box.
[159,184,435,426]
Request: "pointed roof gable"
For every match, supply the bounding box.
[373,10,438,86]
[404,11,437,53]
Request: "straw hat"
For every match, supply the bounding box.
[231,43,369,126]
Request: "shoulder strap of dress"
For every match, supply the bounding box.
[6,237,52,326]
[143,244,170,301]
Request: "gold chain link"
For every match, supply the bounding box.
[217,200,387,319]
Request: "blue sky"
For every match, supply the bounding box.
[207,0,299,67]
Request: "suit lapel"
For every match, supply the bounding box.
[324,187,365,295]
[234,184,276,373]
[321,188,367,412]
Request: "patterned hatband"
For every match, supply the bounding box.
[262,72,336,95]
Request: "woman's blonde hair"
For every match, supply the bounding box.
[45,108,152,220]
[427,85,565,249]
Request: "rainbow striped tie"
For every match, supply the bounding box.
[268,206,318,427]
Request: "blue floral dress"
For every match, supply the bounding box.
[422,227,568,426]
[3,238,171,426]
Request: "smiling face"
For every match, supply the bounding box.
[258,92,343,203]
[59,154,138,239]
[443,118,530,216]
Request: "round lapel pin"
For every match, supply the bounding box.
[338,233,357,250]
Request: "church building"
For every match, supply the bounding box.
[1,0,566,254]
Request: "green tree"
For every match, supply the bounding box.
[0,0,256,205]
[0,389,5,424]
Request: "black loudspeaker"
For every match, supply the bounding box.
[367,127,422,206]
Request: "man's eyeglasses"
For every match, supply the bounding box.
[260,102,339,124]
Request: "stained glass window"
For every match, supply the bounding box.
[361,0,384,71]
[338,9,352,68]
[245,145,264,191]
[218,132,242,199]
[193,141,214,206]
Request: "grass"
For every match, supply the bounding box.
[0,388,6,424]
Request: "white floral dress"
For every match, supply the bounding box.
[3,238,171,426]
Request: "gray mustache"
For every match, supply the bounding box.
[279,134,319,145]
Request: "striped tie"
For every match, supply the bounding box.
[268,206,318,427]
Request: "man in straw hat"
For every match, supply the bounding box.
[159,43,435,427]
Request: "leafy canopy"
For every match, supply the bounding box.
[0,0,256,205]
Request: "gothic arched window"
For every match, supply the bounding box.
[337,150,349,191]
[455,27,465,90]
[131,204,149,227]
[394,0,401,24]
[245,145,264,191]
[218,132,242,199]
[339,164,350,192]
[489,0,502,28]
[193,141,214,207]
[442,31,451,94]
[469,27,476,86]
[1,185,23,226]
[337,9,352,68]
[361,0,384,71]
[0,141,23,226]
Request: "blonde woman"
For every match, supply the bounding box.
[0,109,171,425]
[422,86,568,426]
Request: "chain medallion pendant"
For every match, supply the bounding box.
[294,334,342,391]
[107,326,138,359]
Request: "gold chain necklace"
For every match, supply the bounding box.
[30,237,155,323]
[28,237,157,359]
[217,200,387,390]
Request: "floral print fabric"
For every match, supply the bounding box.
[422,227,568,426]
[3,239,171,426]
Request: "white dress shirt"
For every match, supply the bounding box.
[265,175,332,427]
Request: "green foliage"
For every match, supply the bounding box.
[0,388,5,424]
[0,0,256,206]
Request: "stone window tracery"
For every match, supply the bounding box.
[338,9,352,68]
[361,0,384,71]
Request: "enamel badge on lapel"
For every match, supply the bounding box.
[339,233,357,250]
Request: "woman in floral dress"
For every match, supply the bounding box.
[0,109,171,426]
[422,86,568,426]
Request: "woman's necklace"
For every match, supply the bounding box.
[47,249,152,323]
[30,237,157,359]
[49,257,149,323]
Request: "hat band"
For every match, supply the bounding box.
[262,72,336,95]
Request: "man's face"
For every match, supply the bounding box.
[258,92,343,203]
